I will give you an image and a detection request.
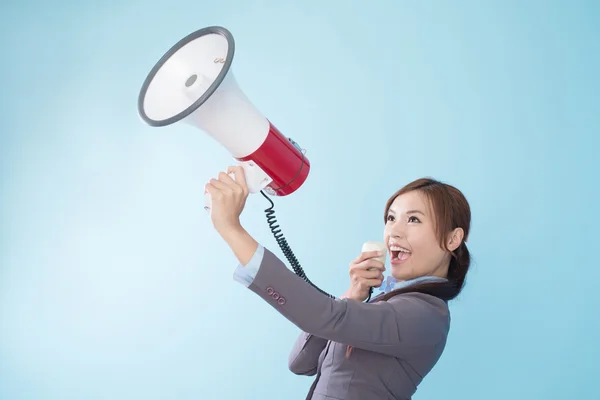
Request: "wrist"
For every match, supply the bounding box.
[219,221,245,241]
[220,223,258,266]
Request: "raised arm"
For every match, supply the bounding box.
[205,169,448,359]
[221,228,329,375]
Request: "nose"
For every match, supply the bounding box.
[388,229,406,240]
[385,222,405,240]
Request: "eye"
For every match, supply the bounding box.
[408,216,420,223]
[386,215,395,222]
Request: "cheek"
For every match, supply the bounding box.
[382,227,391,240]
[410,233,437,254]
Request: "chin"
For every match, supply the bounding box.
[391,260,423,280]
[390,268,412,281]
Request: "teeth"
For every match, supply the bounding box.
[389,245,410,253]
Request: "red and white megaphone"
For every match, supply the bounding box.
[137,26,310,211]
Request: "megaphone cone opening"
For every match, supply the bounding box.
[137,26,235,127]
[138,25,312,197]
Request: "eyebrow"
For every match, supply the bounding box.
[388,209,426,216]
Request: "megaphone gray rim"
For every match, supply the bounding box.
[137,26,235,127]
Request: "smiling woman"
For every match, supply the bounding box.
[383,180,469,285]
[206,169,472,400]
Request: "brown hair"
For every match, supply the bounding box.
[346,177,472,357]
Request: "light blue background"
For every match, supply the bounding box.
[1,1,599,399]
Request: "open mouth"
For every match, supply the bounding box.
[389,246,411,264]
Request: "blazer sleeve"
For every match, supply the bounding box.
[245,247,450,358]
[287,331,328,376]
[232,244,264,287]
[231,245,328,375]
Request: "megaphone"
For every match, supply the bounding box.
[136,26,341,301]
[137,26,310,211]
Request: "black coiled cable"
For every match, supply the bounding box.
[260,190,373,302]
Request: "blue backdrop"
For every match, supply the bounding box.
[1,1,598,399]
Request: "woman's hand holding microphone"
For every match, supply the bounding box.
[341,250,386,302]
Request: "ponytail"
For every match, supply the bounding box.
[378,241,471,303]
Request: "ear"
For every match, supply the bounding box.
[446,227,464,252]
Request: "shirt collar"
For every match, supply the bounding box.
[378,275,448,295]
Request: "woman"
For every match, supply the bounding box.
[205,167,472,400]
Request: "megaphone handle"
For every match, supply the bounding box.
[204,161,272,213]
[203,191,212,213]
[237,160,271,194]
[204,171,236,213]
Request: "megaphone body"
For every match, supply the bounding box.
[137,26,310,210]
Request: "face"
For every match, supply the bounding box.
[383,190,457,281]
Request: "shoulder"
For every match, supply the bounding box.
[385,292,451,344]
[388,291,449,313]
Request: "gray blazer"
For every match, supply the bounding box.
[247,248,451,400]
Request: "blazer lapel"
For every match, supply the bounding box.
[368,292,385,303]
[305,340,333,399]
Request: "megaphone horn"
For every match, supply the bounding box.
[137,26,310,202]
[137,27,337,300]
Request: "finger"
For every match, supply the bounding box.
[354,268,384,280]
[209,178,232,193]
[360,278,385,289]
[351,269,383,283]
[204,182,222,198]
[226,165,248,191]
[354,250,384,263]
[366,276,384,285]
[350,268,383,283]
[354,259,385,272]
[352,272,384,284]
[221,167,248,196]
[217,171,237,188]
